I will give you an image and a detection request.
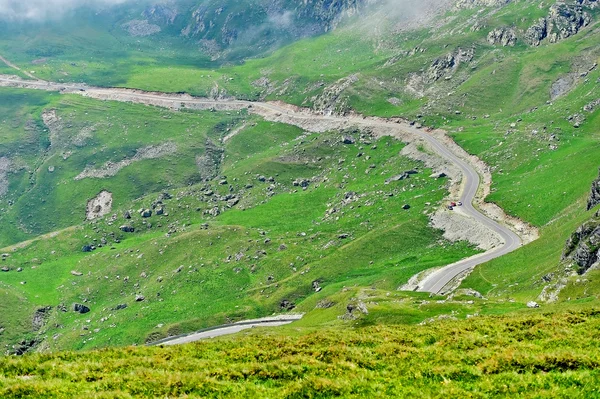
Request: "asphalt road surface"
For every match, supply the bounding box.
[153,316,303,345]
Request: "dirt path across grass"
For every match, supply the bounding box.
[0,55,41,80]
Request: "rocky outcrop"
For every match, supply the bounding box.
[575,0,598,9]
[524,3,592,46]
[588,169,600,210]
[563,211,600,273]
[311,74,359,115]
[487,27,517,46]
[32,306,52,331]
[73,303,91,314]
[584,98,600,113]
[547,3,591,43]
[427,48,474,82]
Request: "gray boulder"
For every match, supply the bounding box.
[73,303,90,314]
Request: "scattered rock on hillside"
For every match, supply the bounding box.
[312,280,322,292]
[584,98,600,113]
[139,209,152,218]
[342,136,355,144]
[527,301,540,308]
[339,301,369,320]
[280,299,295,311]
[588,169,600,210]
[143,4,179,25]
[487,27,517,46]
[431,172,448,178]
[135,294,146,302]
[315,299,335,309]
[551,74,577,100]
[73,304,90,314]
[293,178,311,188]
[71,271,83,276]
[120,225,135,233]
[11,339,39,356]
[114,304,128,311]
[0,157,12,198]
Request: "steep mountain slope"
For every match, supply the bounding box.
[0,0,599,367]
[0,0,380,86]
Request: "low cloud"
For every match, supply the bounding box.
[0,0,132,21]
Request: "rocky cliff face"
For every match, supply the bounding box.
[179,0,371,55]
[588,169,600,211]
[121,0,374,59]
[564,211,600,273]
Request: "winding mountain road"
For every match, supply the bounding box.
[0,75,523,294]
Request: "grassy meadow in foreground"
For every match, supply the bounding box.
[1,307,600,398]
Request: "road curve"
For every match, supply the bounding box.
[149,315,304,346]
[0,76,523,294]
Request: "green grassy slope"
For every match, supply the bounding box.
[1,307,600,398]
[0,91,478,351]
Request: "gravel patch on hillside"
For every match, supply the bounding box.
[86,190,113,220]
